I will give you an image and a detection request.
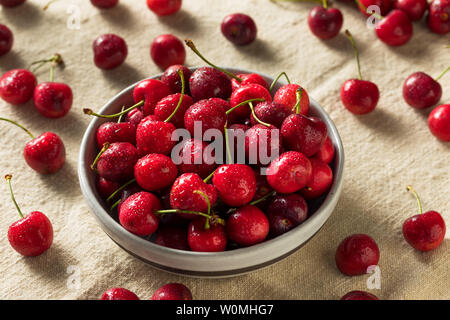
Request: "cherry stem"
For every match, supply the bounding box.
[269,72,291,92]
[435,66,450,82]
[406,185,423,215]
[5,175,24,219]
[43,0,59,10]
[0,117,35,139]
[293,88,304,114]
[30,54,63,75]
[345,30,362,81]
[203,168,217,184]
[84,100,144,119]
[355,0,383,20]
[250,190,276,206]
[110,198,121,212]
[91,142,110,171]
[165,69,185,123]
[249,102,271,127]
[322,0,328,9]
[106,178,136,203]
[225,98,265,115]
[185,39,242,82]
[224,123,233,164]
[193,190,211,215]
[155,209,211,220]
[117,106,125,123]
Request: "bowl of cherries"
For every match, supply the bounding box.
[78,44,344,277]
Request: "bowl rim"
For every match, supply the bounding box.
[78,67,345,274]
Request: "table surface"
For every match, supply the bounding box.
[0,0,448,300]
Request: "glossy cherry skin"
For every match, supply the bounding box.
[151,34,186,70]
[177,138,216,178]
[119,191,160,236]
[152,283,192,300]
[226,205,269,246]
[393,0,427,21]
[340,79,379,115]
[91,0,118,8]
[300,158,333,199]
[0,0,26,7]
[101,288,139,300]
[154,93,194,128]
[125,108,144,127]
[375,10,413,46]
[136,117,176,156]
[0,69,37,105]
[427,0,450,34]
[96,177,120,199]
[221,13,257,46]
[403,211,446,251]
[428,104,450,141]
[307,6,343,40]
[250,102,291,129]
[134,153,177,191]
[189,67,231,102]
[8,211,53,257]
[24,132,66,174]
[273,84,310,116]
[335,234,380,276]
[146,0,182,16]
[188,218,227,252]
[341,291,379,300]
[155,226,189,250]
[402,72,442,109]
[314,136,335,164]
[161,64,192,94]
[184,98,227,135]
[96,122,136,148]
[357,0,392,16]
[212,164,256,207]
[0,24,13,56]
[97,142,138,182]
[266,151,312,194]
[93,34,127,70]
[281,114,327,157]
[267,194,308,237]
[245,124,282,166]
[33,82,73,118]
[117,184,142,212]
[231,73,267,91]
[133,79,172,116]
[229,84,272,122]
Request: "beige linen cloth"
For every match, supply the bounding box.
[0,0,448,300]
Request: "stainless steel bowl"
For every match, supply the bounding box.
[78,68,344,278]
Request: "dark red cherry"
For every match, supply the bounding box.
[267,194,308,237]
[119,191,160,236]
[307,6,343,40]
[93,34,128,70]
[177,138,216,178]
[154,93,193,128]
[184,98,227,135]
[250,101,292,129]
[101,288,139,300]
[335,234,380,276]
[96,122,136,148]
[155,226,189,251]
[266,151,312,194]
[134,153,177,191]
[0,0,26,7]
[252,169,273,203]
[189,67,231,102]
[229,84,272,120]
[427,0,450,34]
[188,217,227,252]
[245,124,282,166]
[151,283,192,301]
[341,79,379,114]
[133,79,172,115]
[221,13,257,46]
[161,65,192,94]
[402,72,442,109]
[0,23,13,56]
[125,108,144,127]
[136,116,176,156]
[428,104,450,141]
[341,291,379,300]
[146,0,182,16]
[226,205,269,246]
[0,69,37,105]
[300,158,333,199]
[357,0,392,16]
[24,132,66,174]
[151,34,186,70]
[96,142,138,182]
[231,73,267,91]
[96,177,120,199]
[393,0,427,21]
[91,0,118,8]
[314,135,335,164]
[273,84,310,116]
[33,82,73,118]
[375,9,413,46]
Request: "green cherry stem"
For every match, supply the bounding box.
[250,190,276,206]
[110,198,121,212]
[322,0,328,9]
[106,178,137,203]
[91,142,110,171]
[203,168,217,184]
[249,102,271,127]
[225,98,265,115]
[193,190,211,215]
[406,185,423,215]
[293,88,304,114]
[185,39,242,82]
[5,175,24,219]
[117,106,126,123]
[269,71,291,92]
[155,209,211,220]
[355,0,383,20]
[84,100,145,119]
[0,117,35,139]
[345,30,363,81]
[435,66,450,82]
[165,69,185,123]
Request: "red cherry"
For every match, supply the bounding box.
[155,226,189,250]
[314,136,335,164]
[402,186,446,251]
[245,124,282,166]
[101,288,139,300]
[357,0,392,16]
[96,122,136,148]
[375,10,413,46]
[125,108,144,127]
[267,194,308,237]
[150,34,186,70]
[146,0,182,16]
[119,191,160,236]
[96,177,120,199]
[5,175,53,257]
[226,205,269,246]
[0,69,37,105]
[133,79,172,116]
[335,234,380,276]
[231,73,267,91]
[0,23,13,56]
[273,84,310,116]
[229,84,272,120]
[402,72,443,109]
[154,93,193,128]
[393,0,427,21]
[24,132,66,174]
[177,138,216,178]
[427,0,450,34]
[96,142,138,182]
[117,184,142,212]
[93,34,127,70]
[184,98,227,135]
[252,169,273,203]
[91,0,118,8]
[136,116,176,156]
[307,6,343,40]
[266,151,312,194]
[188,217,227,252]
[300,158,333,199]
[33,82,73,118]
[428,104,450,141]
[221,13,257,46]
[151,283,192,300]
[0,0,26,7]
[161,65,192,94]
[212,164,256,207]
[189,67,231,102]
[134,153,177,191]
[341,291,379,300]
